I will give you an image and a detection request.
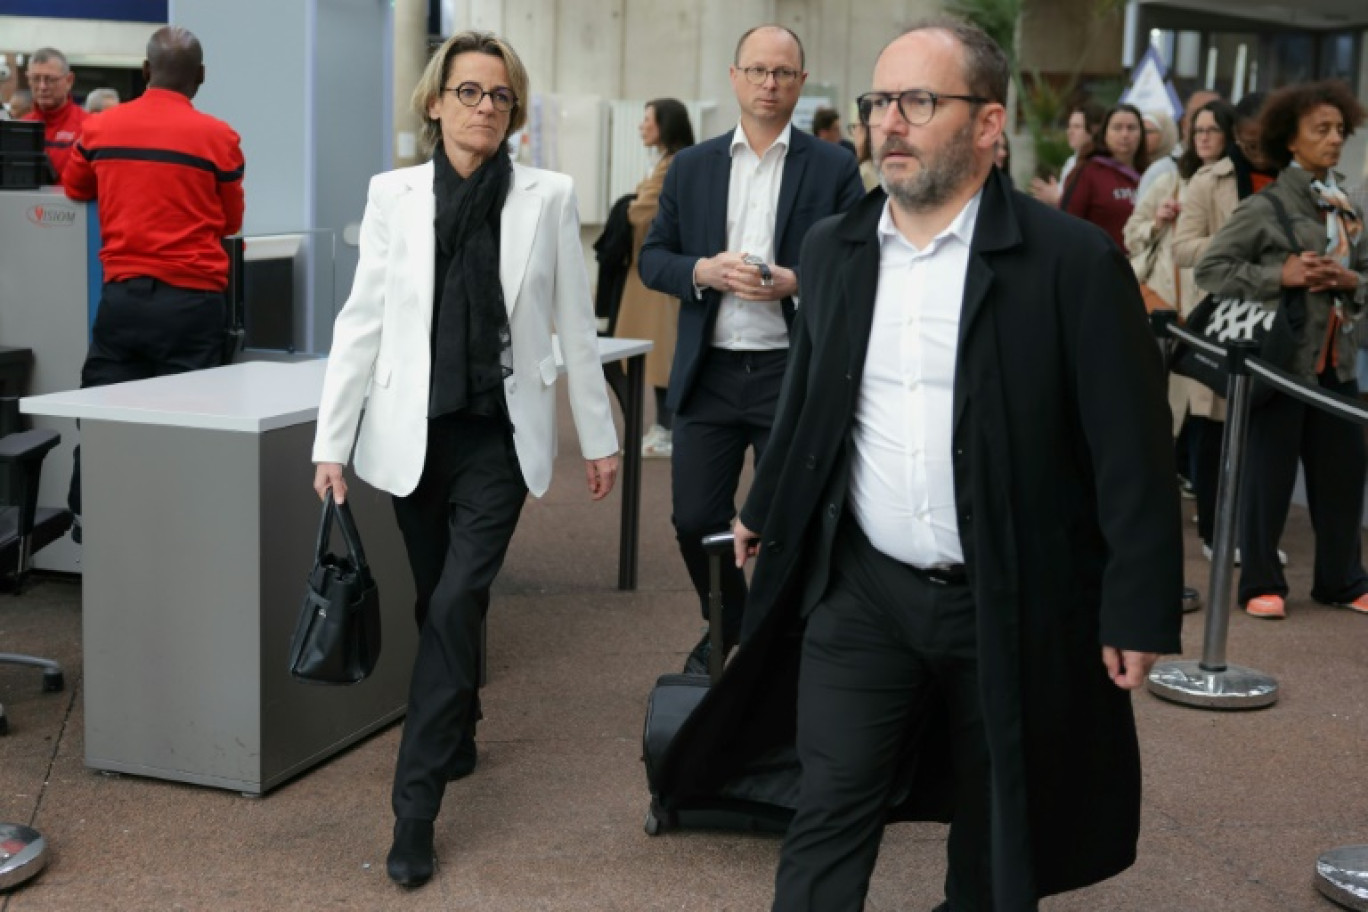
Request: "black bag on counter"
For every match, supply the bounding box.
[288,492,381,685]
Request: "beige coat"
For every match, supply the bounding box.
[1168,156,1241,421]
[1124,170,1200,432]
[614,154,679,390]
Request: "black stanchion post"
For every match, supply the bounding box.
[1149,309,1201,614]
[1147,340,1278,709]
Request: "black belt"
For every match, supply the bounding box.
[909,563,969,587]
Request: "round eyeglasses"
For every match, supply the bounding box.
[857,89,988,127]
[443,82,518,113]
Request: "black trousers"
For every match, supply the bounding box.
[390,413,527,821]
[671,348,786,644]
[774,523,1004,912]
[1189,416,1223,546]
[68,278,226,514]
[1238,370,1368,606]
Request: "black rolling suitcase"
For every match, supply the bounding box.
[641,532,798,836]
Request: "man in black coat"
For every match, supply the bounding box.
[639,25,864,671]
[709,20,1184,911]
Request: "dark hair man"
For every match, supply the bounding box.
[22,47,87,180]
[812,104,857,157]
[638,24,864,672]
[62,26,245,538]
[720,18,1181,910]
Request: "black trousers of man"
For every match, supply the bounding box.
[1238,370,1368,606]
[68,278,226,515]
[390,413,527,821]
[670,347,786,645]
[774,521,1007,912]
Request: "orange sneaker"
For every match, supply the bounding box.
[1333,593,1368,614]
[1245,595,1286,619]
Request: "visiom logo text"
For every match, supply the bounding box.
[26,205,78,227]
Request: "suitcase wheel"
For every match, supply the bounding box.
[644,807,663,836]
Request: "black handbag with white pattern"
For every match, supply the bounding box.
[1170,194,1306,404]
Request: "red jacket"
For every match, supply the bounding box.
[63,88,244,291]
[1061,156,1139,253]
[23,97,87,180]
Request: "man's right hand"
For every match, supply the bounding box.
[313,462,347,504]
[694,251,751,293]
[732,518,760,568]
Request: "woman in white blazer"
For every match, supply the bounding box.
[310,31,619,887]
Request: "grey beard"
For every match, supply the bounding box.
[878,123,977,213]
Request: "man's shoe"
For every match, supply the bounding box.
[1182,586,1202,612]
[1245,594,1286,619]
[448,730,477,781]
[683,633,711,676]
[386,818,434,887]
[1330,593,1368,614]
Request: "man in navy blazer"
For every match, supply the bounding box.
[639,24,864,671]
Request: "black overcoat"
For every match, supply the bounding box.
[654,170,1184,906]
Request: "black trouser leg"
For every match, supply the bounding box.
[670,349,785,645]
[773,526,994,912]
[390,415,526,821]
[653,386,674,431]
[69,279,226,516]
[1190,416,1222,546]
[1238,392,1303,604]
[1303,373,1368,604]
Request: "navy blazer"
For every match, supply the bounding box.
[638,127,865,412]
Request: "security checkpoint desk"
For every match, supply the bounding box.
[20,338,650,794]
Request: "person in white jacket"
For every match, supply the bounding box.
[310,30,619,889]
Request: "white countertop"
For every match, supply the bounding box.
[22,337,652,433]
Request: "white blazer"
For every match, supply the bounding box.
[312,161,619,498]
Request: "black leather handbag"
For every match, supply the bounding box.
[1171,193,1307,406]
[288,493,382,685]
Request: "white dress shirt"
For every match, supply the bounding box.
[848,191,983,567]
[709,123,792,350]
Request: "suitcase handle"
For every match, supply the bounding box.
[701,531,736,684]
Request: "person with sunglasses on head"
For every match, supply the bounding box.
[312,30,619,887]
[639,24,863,675]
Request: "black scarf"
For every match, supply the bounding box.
[429,141,514,419]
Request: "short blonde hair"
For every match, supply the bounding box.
[412,31,529,158]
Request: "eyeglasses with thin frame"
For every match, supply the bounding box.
[739,66,802,87]
[857,89,988,127]
[443,81,517,113]
[1191,126,1224,137]
[27,74,67,86]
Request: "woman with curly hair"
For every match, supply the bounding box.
[1196,80,1368,620]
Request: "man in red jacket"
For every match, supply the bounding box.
[62,25,245,539]
[22,47,88,181]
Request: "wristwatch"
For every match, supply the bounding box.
[743,254,774,287]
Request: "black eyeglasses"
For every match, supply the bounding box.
[443,82,517,113]
[857,89,988,127]
[739,66,802,87]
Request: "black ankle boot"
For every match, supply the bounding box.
[448,729,478,781]
[386,818,434,887]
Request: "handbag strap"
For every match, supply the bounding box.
[316,491,372,572]
[1264,192,1301,253]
